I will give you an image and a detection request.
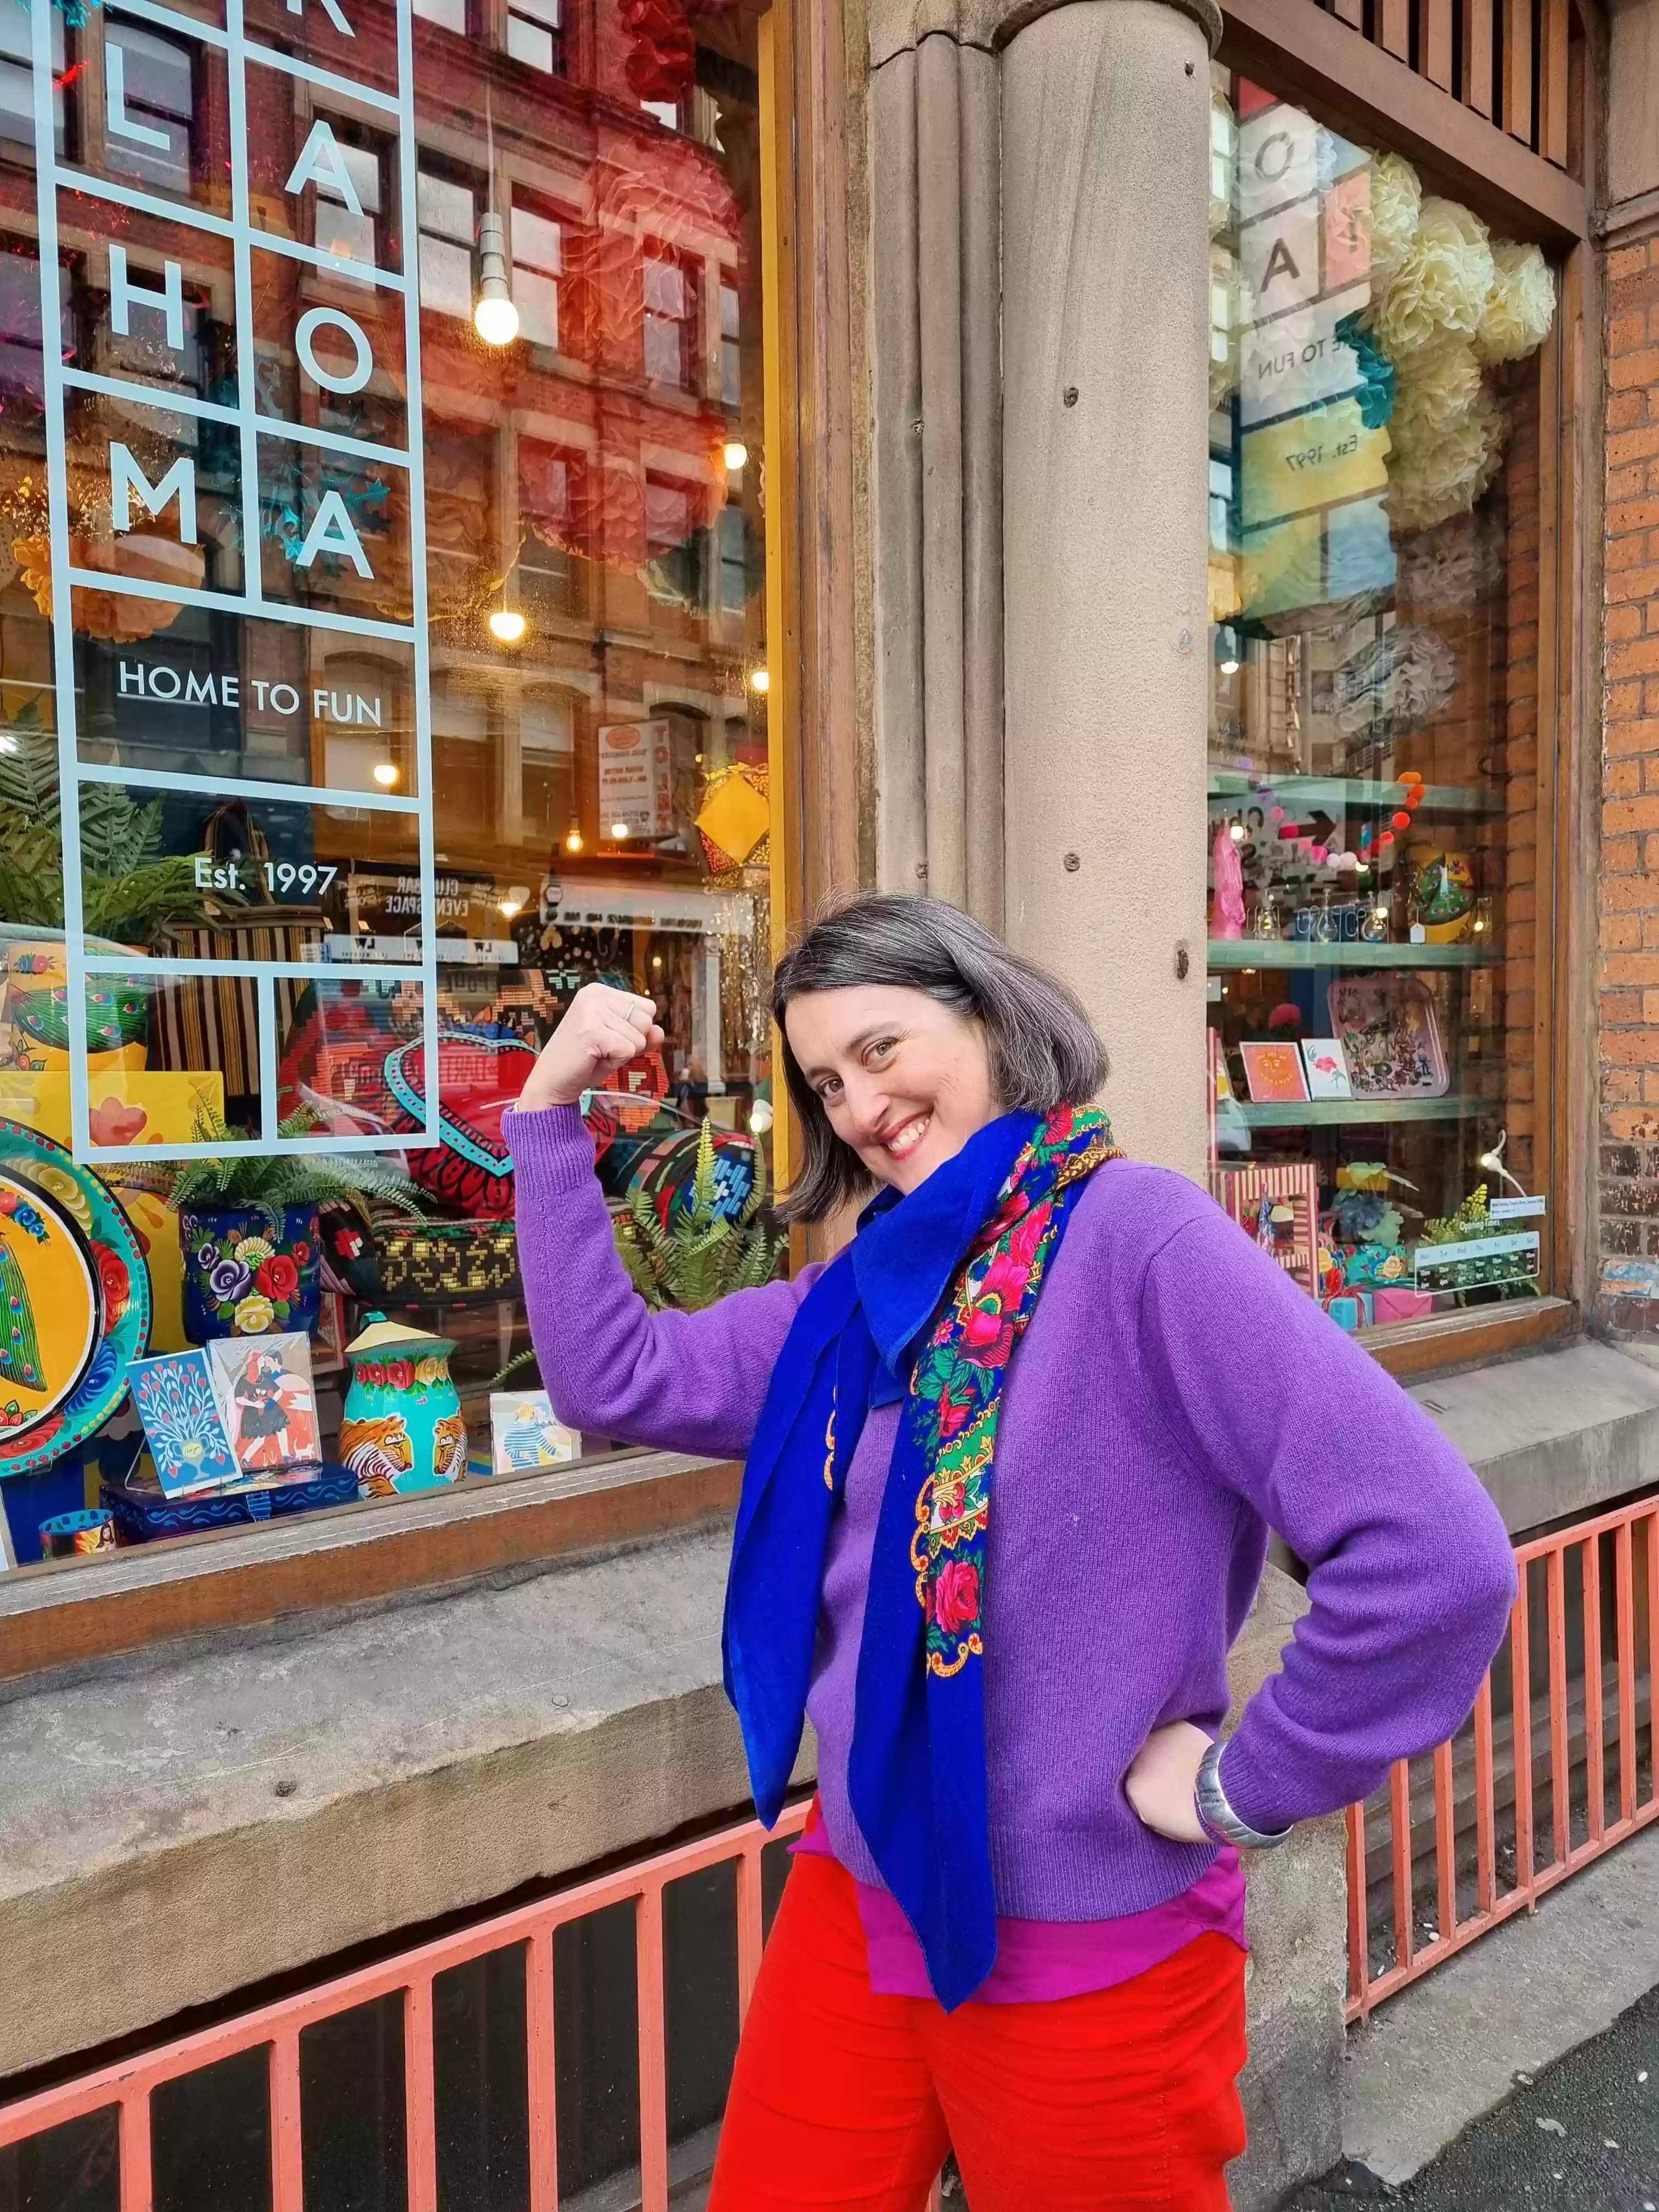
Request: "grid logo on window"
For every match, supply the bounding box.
[27,0,438,1163]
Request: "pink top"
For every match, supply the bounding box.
[793,1803,1246,2005]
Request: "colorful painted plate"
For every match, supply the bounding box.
[0,1119,151,1481]
[0,1169,98,1442]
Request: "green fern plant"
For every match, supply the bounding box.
[615,1120,785,1313]
[0,719,236,945]
[119,1105,424,1227]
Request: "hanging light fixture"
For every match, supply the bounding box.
[488,604,527,644]
[474,211,520,346]
[565,816,584,854]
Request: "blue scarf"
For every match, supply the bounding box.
[723,1105,1119,2010]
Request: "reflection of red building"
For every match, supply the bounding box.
[0,0,767,905]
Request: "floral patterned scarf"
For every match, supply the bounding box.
[724,1104,1120,2010]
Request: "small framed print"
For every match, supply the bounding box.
[206,1333,322,1479]
[1239,1041,1311,1104]
[1300,1038,1354,1101]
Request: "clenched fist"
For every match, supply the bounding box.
[517,983,666,1113]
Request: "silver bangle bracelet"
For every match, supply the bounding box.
[1195,1738,1292,1850]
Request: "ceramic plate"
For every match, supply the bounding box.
[0,1119,151,1481]
[0,1167,98,1443]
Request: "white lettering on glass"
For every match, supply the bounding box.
[287,0,357,37]
[109,247,187,352]
[104,40,173,151]
[110,444,198,543]
[296,490,373,577]
[285,119,364,211]
[294,307,375,396]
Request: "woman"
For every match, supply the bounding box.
[505,894,1515,2212]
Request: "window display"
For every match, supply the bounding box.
[0,0,782,1573]
[1206,74,1556,1337]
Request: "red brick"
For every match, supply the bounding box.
[1609,639,1659,680]
[1610,244,1648,281]
[1613,311,1650,353]
[1610,605,1646,641]
[1610,499,1659,534]
[1609,759,1644,795]
[1607,681,1645,719]
[1611,464,1647,502]
[1606,834,1643,871]
[1602,1031,1659,1066]
[1606,720,1659,758]
[1613,348,1659,391]
[1606,989,1645,1024]
[1609,534,1651,572]
[1605,912,1644,949]
[1605,868,1659,906]
[1608,565,1659,602]
[1611,391,1645,430]
[1603,951,1659,985]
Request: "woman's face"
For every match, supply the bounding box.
[785,984,997,1195]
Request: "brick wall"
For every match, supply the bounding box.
[1599,234,1659,1326]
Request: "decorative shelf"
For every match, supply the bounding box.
[1208,940,1498,970]
[1234,1096,1476,1128]
[1207,770,1502,816]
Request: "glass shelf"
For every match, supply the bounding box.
[1234,1096,1476,1128]
[1206,771,1503,816]
[1208,939,1498,970]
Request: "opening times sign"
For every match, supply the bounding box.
[30,0,438,1163]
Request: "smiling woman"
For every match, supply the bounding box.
[502,887,1517,2209]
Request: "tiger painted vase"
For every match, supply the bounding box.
[338,1313,467,1498]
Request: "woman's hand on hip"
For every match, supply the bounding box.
[518,983,666,1113]
[1124,1719,1211,1845]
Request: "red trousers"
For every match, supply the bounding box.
[708,1851,1248,2212]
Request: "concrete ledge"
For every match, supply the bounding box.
[0,1523,792,2084]
[0,1532,1343,2212]
[1408,1340,1659,1535]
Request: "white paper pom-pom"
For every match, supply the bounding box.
[1374,198,1496,360]
[1368,152,1423,281]
[1392,338,1483,446]
[1475,240,1556,364]
[1387,384,1508,532]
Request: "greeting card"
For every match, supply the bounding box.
[490,1391,579,1474]
[1239,1041,1310,1104]
[1300,1037,1354,1100]
[130,1349,241,1496]
[207,1333,321,1477]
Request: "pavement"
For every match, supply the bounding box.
[1285,1977,1658,2209]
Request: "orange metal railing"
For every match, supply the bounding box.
[4,1500,1651,2200]
[1347,1496,1658,2022]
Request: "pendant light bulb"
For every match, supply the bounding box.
[473,212,520,347]
[489,606,527,645]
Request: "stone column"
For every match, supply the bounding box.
[1001,0,1215,1178]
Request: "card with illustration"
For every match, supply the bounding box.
[207,1333,321,1477]
[131,1348,241,1496]
[1238,1041,1310,1104]
[490,1391,578,1474]
[1300,1038,1354,1100]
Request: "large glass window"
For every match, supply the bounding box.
[0,0,778,1577]
[1206,74,1559,1336]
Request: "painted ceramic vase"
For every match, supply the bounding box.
[1410,851,1476,944]
[179,1204,323,1342]
[338,1312,467,1498]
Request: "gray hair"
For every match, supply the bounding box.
[770,893,1107,1224]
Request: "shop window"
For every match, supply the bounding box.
[643,250,697,391]
[0,0,780,1599]
[312,132,388,268]
[1205,71,1559,1340]
[645,474,706,609]
[519,438,585,619]
[719,280,741,409]
[417,165,477,320]
[0,0,60,163]
[511,198,561,351]
[103,22,195,194]
[505,0,563,75]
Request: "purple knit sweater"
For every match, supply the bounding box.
[505,1104,1516,1919]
